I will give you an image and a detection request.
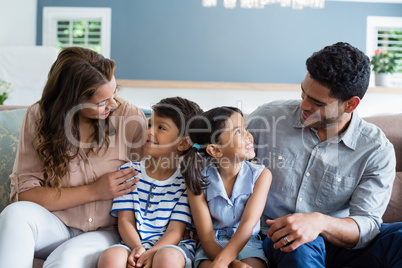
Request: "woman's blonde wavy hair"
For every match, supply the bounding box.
[36,47,117,191]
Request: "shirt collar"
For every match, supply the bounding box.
[337,111,360,150]
[204,162,254,201]
[293,107,304,128]
[292,103,360,150]
[204,164,226,201]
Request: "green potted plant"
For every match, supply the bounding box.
[0,80,11,105]
[371,49,398,87]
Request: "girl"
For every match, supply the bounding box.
[182,106,272,268]
[98,97,203,268]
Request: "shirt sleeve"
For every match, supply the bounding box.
[170,190,192,225]
[10,105,46,202]
[348,140,396,249]
[110,192,137,218]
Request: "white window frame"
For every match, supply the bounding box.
[328,0,402,3]
[42,7,111,58]
[366,16,402,86]
[366,16,402,57]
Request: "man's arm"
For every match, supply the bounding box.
[267,213,359,252]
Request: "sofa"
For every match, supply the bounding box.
[0,105,401,267]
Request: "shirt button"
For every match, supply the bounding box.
[306,172,311,177]
[148,204,151,208]
[337,177,342,182]
[150,195,154,199]
[152,186,156,190]
[227,205,231,208]
[88,179,94,184]
[278,155,283,160]
[88,218,93,222]
[299,198,303,202]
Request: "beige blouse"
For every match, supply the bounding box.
[10,99,146,232]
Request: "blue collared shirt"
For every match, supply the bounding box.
[203,161,265,238]
[247,100,396,249]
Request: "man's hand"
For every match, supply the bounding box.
[266,212,324,252]
[92,167,139,200]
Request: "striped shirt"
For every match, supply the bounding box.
[111,161,195,254]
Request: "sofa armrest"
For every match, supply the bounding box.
[0,107,27,212]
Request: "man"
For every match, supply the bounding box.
[247,42,402,267]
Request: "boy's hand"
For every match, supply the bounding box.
[230,259,252,268]
[135,248,156,268]
[127,246,145,268]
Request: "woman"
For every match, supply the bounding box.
[0,47,146,267]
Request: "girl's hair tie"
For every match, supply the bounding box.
[192,143,200,151]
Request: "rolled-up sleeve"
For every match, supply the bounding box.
[349,140,396,249]
[10,105,46,203]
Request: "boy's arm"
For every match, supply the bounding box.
[117,210,142,250]
[134,220,188,268]
[187,189,225,261]
[213,168,272,267]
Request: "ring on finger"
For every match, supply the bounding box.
[283,236,290,244]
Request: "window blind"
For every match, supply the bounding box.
[376,27,402,72]
[57,20,102,54]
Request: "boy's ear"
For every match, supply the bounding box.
[206,144,223,158]
[177,136,191,152]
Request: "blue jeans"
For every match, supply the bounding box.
[263,223,402,268]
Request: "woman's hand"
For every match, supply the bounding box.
[18,167,139,211]
[92,167,139,200]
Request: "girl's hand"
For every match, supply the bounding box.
[92,168,139,200]
[127,246,146,268]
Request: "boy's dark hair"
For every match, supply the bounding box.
[181,106,243,195]
[306,42,371,101]
[151,97,203,137]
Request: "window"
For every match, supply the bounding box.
[366,16,402,86]
[43,7,111,58]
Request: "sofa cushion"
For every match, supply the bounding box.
[382,172,402,223]
[364,114,402,172]
[0,108,26,212]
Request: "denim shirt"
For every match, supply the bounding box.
[203,161,265,238]
[247,100,396,249]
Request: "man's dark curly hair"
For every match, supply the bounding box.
[306,42,371,102]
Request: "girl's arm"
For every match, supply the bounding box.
[187,189,225,261]
[213,168,272,267]
[18,168,139,211]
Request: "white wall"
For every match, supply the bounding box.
[118,87,402,118]
[0,0,401,118]
[0,0,37,46]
